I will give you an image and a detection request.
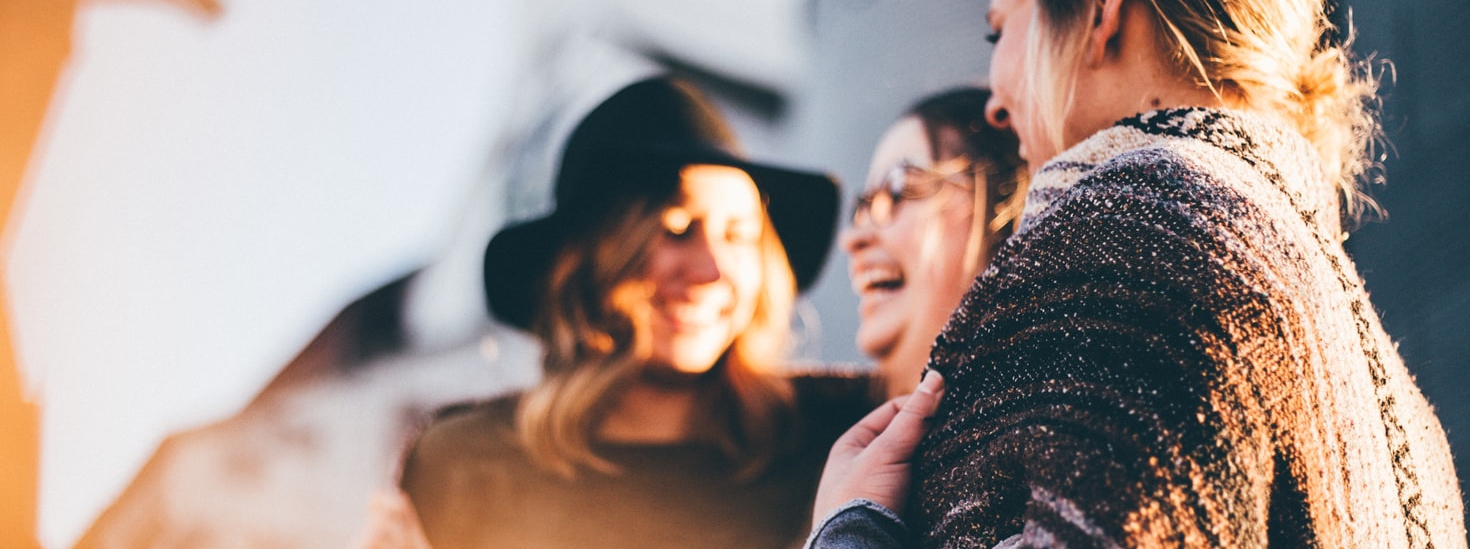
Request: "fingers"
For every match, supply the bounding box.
[833,394,910,453]
[902,370,945,422]
[868,371,944,462]
[810,371,946,522]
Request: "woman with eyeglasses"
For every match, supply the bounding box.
[842,87,1026,400]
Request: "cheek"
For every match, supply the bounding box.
[989,53,1008,96]
[989,43,1013,90]
[728,252,765,314]
[931,211,978,286]
[640,244,676,287]
[991,41,1027,118]
[881,214,929,260]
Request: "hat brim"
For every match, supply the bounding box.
[483,152,838,330]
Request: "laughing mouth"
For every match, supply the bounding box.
[656,297,731,330]
[851,266,905,294]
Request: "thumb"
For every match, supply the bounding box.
[869,370,944,461]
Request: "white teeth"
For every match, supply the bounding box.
[663,300,725,325]
[850,266,904,293]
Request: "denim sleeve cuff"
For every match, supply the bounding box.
[802,499,910,549]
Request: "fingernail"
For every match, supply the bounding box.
[918,369,944,393]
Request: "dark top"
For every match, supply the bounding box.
[401,374,874,549]
[914,109,1464,548]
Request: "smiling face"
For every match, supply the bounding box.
[842,117,983,396]
[639,164,767,375]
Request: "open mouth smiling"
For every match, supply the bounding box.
[851,265,905,294]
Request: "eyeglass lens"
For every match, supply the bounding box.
[852,159,971,228]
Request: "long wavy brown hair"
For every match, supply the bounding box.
[516,183,799,481]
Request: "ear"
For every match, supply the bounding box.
[1087,0,1126,66]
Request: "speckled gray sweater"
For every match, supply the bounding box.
[915,108,1466,548]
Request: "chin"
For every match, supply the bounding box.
[657,344,727,374]
[854,329,896,365]
[649,353,716,374]
[670,361,719,375]
[874,348,931,397]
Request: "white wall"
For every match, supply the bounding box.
[6,2,520,545]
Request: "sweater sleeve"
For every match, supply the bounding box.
[804,499,912,549]
[913,156,1285,548]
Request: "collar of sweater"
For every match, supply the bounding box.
[1016,108,1338,238]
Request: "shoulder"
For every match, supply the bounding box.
[1021,120,1276,238]
[1048,115,1309,245]
[1011,141,1281,272]
[403,395,524,478]
[1080,143,1256,214]
[400,396,538,543]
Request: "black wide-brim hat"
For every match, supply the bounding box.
[483,76,840,330]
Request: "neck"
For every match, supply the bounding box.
[595,370,708,444]
[879,329,944,400]
[1067,0,1235,147]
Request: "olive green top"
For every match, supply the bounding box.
[402,375,874,549]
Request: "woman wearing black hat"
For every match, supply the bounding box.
[387,77,873,549]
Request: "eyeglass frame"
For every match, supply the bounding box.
[850,156,981,228]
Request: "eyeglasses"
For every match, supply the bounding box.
[851,156,977,228]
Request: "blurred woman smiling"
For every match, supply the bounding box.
[396,76,870,549]
[843,88,1025,400]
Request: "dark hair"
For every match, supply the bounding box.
[907,87,1029,258]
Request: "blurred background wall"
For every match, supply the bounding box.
[1,0,1464,547]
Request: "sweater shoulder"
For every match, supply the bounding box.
[1081,141,1262,209]
[1017,139,1293,263]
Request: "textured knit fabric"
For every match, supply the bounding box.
[401,375,873,549]
[915,108,1466,549]
[804,499,911,549]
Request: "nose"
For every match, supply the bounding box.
[840,221,875,255]
[985,95,1011,130]
[682,232,725,286]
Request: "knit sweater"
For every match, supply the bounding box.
[915,108,1466,549]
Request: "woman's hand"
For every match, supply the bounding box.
[812,371,945,524]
